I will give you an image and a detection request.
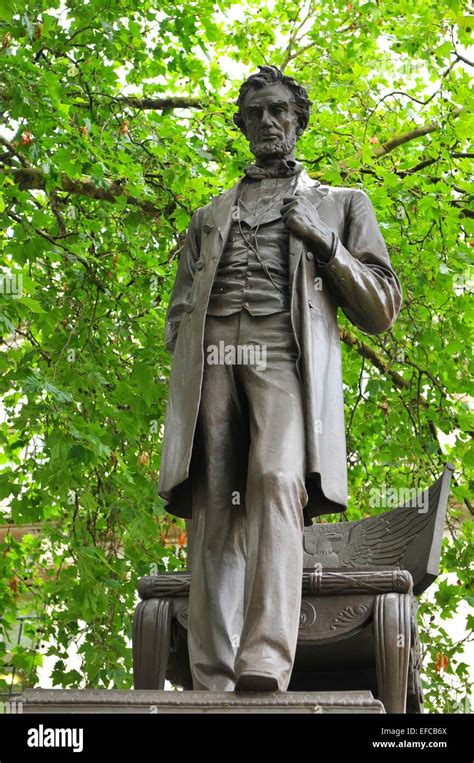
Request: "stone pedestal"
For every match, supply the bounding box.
[20,689,384,714]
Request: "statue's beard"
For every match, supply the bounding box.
[250,136,297,161]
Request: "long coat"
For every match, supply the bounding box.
[158,170,401,524]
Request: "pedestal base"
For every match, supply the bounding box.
[20,689,385,714]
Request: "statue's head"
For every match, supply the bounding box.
[233,65,312,162]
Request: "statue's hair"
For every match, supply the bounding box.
[233,65,312,137]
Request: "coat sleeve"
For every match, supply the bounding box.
[165,208,202,355]
[315,189,402,334]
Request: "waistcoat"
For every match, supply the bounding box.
[207,175,297,316]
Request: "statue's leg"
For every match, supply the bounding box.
[234,310,306,692]
[187,313,249,691]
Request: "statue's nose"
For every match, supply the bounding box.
[260,109,273,127]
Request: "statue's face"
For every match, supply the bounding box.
[241,83,299,161]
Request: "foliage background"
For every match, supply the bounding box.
[0,0,472,711]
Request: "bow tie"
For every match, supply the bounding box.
[244,159,304,179]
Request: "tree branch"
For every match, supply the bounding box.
[68,92,206,111]
[0,133,33,168]
[340,327,473,445]
[396,157,439,176]
[280,0,315,71]
[339,327,428,405]
[373,109,463,159]
[1,167,163,217]
[337,108,463,170]
[453,51,474,67]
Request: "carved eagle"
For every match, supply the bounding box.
[303,467,452,595]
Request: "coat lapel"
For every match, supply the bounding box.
[289,170,329,285]
[210,179,244,242]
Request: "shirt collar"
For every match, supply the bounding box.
[243,159,305,180]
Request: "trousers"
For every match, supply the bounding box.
[187,309,308,691]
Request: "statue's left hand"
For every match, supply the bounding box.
[280,194,334,261]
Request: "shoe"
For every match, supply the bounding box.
[235,672,280,692]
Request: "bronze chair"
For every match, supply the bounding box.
[133,464,453,713]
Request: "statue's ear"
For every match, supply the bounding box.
[233,113,247,137]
